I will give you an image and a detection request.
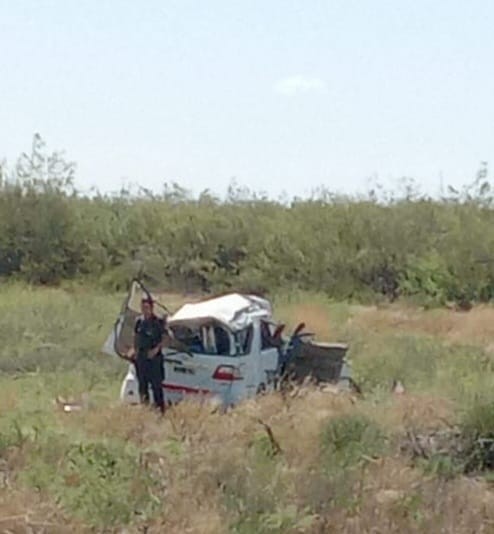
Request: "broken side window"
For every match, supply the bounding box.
[169,322,239,357]
[169,324,205,353]
[260,320,276,350]
[214,325,231,355]
[234,325,254,355]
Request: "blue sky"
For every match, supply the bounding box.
[1,0,493,198]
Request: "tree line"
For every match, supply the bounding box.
[1,135,493,306]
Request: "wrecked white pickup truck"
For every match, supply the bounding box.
[102,280,352,408]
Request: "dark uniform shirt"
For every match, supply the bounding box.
[134,315,164,358]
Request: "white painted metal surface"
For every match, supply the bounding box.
[169,293,272,331]
[104,290,352,408]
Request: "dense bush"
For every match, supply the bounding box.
[1,135,494,304]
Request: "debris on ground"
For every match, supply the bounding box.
[392,379,406,395]
[53,393,90,413]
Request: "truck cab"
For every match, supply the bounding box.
[103,285,284,407]
[102,281,352,408]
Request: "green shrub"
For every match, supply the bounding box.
[419,454,462,480]
[22,433,160,528]
[4,136,494,302]
[400,252,454,306]
[320,414,386,470]
[460,400,494,472]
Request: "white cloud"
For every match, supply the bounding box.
[273,76,327,96]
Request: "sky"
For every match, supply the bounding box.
[1,0,494,199]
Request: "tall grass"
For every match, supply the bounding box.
[2,285,494,531]
[0,283,122,375]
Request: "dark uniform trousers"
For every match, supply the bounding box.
[135,352,164,411]
[134,315,165,413]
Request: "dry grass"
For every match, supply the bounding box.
[3,286,494,531]
[20,387,492,533]
[279,301,336,339]
[4,382,494,532]
[361,393,456,432]
[16,388,494,534]
[275,296,494,363]
[0,488,81,533]
[349,303,494,347]
[325,459,494,534]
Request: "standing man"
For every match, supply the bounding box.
[129,297,165,414]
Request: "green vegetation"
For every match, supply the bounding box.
[3,135,494,530]
[2,135,494,306]
[320,414,386,469]
[1,285,494,531]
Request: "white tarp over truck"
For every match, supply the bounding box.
[102,280,352,407]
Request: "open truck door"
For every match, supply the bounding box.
[101,279,170,404]
[280,324,352,389]
[102,278,169,359]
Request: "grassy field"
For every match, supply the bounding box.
[2,284,494,533]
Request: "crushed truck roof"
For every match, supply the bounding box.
[168,293,272,331]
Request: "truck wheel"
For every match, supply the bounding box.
[257,383,266,395]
